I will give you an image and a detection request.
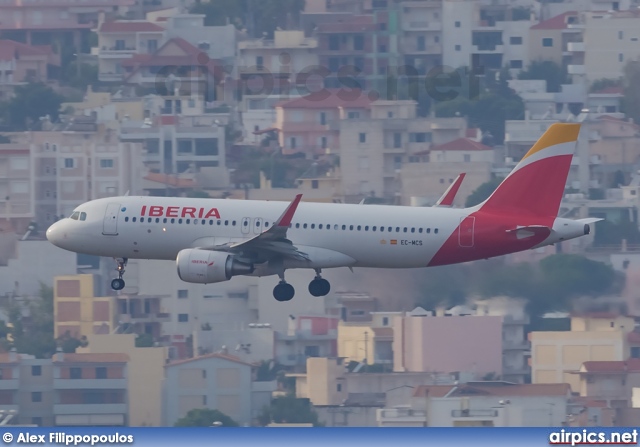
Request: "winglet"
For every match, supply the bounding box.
[274,194,303,228]
[435,173,466,207]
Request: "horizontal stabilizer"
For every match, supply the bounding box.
[506,225,552,240]
[435,173,466,207]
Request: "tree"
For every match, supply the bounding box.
[621,61,640,126]
[0,83,64,131]
[518,60,569,93]
[258,395,322,426]
[190,0,305,38]
[417,265,469,310]
[61,63,98,91]
[135,333,154,348]
[589,78,622,93]
[465,177,504,207]
[8,283,57,358]
[174,408,239,427]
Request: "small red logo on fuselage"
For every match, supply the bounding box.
[140,205,221,219]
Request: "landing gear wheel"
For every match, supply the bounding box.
[111,278,125,291]
[273,281,295,302]
[308,278,331,297]
[111,258,128,291]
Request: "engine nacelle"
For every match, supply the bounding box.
[176,249,254,284]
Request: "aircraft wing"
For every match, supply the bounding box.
[434,173,465,207]
[196,194,310,261]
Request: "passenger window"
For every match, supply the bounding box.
[193,220,198,225]
[265,222,270,227]
[379,226,384,232]
[171,219,175,224]
[419,228,423,233]
[349,225,354,230]
[396,227,400,232]
[365,226,369,231]
[209,220,213,225]
[357,225,361,231]
[427,228,431,233]
[232,221,236,226]
[334,224,339,230]
[201,220,205,225]
[296,223,300,228]
[388,227,392,232]
[125,217,129,222]
[217,220,221,225]
[79,212,87,221]
[373,226,377,231]
[319,224,323,229]
[411,228,415,233]
[178,219,183,224]
[342,225,346,230]
[186,219,191,224]
[132,217,137,222]
[403,227,408,232]
[435,228,439,234]
[155,218,160,223]
[303,224,308,229]
[225,220,229,226]
[163,218,167,223]
[326,223,330,229]
[311,224,315,229]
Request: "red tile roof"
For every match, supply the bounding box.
[0,353,19,364]
[54,353,130,363]
[276,89,373,109]
[570,312,621,319]
[317,15,376,33]
[430,138,492,152]
[413,382,571,398]
[465,128,479,138]
[0,39,52,61]
[373,327,393,338]
[531,11,578,30]
[98,21,164,33]
[580,359,640,373]
[166,352,252,367]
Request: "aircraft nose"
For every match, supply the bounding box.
[46,221,65,247]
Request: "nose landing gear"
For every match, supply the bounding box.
[111,258,128,291]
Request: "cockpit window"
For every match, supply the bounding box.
[70,212,80,220]
[80,212,87,221]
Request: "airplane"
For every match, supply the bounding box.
[46,123,602,302]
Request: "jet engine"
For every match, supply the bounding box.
[176,249,254,284]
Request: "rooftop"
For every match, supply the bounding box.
[166,352,252,368]
[530,11,578,30]
[53,353,130,363]
[426,138,492,153]
[98,20,164,33]
[413,382,571,398]
[276,89,373,109]
[0,39,53,61]
[578,359,640,374]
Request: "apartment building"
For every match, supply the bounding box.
[275,315,339,368]
[378,382,571,427]
[393,308,503,379]
[52,352,129,426]
[0,40,60,99]
[275,89,373,158]
[119,100,226,180]
[162,353,253,426]
[0,0,133,49]
[531,314,636,391]
[0,144,34,232]
[566,10,640,85]
[8,119,145,229]
[337,100,466,200]
[529,11,582,68]
[442,0,534,73]
[400,137,493,207]
[77,333,168,427]
[337,311,400,365]
[96,20,165,82]
[400,1,443,76]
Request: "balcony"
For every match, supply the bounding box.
[53,403,127,415]
[568,65,586,75]
[567,42,585,52]
[98,73,123,82]
[472,44,504,53]
[118,312,171,323]
[0,380,18,390]
[377,407,426,427]
[503,315,530,325]
[503,340,530,350]
[402,43,442,55]
[99,47,137,58]
[54,378,127,389]
[452,409,498,418]
[402,21,441,31]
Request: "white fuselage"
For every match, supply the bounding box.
[45,196,587,276]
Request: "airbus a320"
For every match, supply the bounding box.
[46,123,600,302]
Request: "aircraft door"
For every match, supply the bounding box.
[241,217,251,235]
[102,203,121,235]
[458,216,475,248]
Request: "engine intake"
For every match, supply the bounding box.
[176,249,254,284]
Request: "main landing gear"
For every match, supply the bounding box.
[111,258,128,291]
[308,269,330,297]
[272,269,331,302]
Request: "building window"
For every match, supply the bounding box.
[321,136,327,148]
[348,112,360,119]
[631,347,640,358]
[619,53,624,62]
[337,383,342,392]
[510,60,523,69]
[542,38,553,47]
[32,365,42,376]
[393,133,401,148]
[70,367,82,379]
[455,45,461,51]
[382,317,389,326]
[290,137,296,149]
[510,36,523,45]
[178,289,188,299]
[63,158,74,168]
[99,159,114,168]
[319,112,326,125]
[359,133,366,143]
[31,392,42,403]
[178,314,189,322]
[32,417,42,426]
[455,21,460,27]
[96,367,107,379]
[619,31,624,40]
[464,154,471,162]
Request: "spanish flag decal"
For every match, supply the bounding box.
[390,240,397,245]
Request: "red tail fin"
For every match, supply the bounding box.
[478,123,581,217]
